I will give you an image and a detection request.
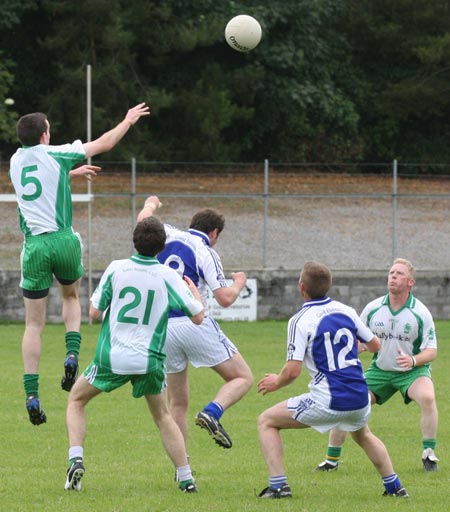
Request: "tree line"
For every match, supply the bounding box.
[1,0,450,165]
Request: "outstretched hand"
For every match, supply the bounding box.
[125,103,150,125]
[69,164,101,180]
[257,373,279,395]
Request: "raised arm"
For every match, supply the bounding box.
[83,103,150,158]
[137,195,162,223]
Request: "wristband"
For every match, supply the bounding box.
[411,355,416,368]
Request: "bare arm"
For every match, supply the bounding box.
[257,360,302,395]
[184,275,205,325]
[69,164,101,179]
[137,195,162,223]
[213,271,247,308]
[89,304,103,322]
[83,103,150,158]
[397,346,437,371]
[362,335,381,353]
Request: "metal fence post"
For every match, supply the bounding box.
[392,159,398,262]
[131,157,136,238]
[263,159,269,268]
[86,64,93,324]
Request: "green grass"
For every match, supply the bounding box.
[1,319,449,511]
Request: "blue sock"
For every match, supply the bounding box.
[203,401,223,420]
[269,475,287,490]
[382,473,402,494]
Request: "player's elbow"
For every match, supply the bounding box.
[214,288,239,308]
[365,336,381,353]
[89,305,103,322]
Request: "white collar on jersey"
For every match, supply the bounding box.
[188,228,210,246]
[303,297,332,307]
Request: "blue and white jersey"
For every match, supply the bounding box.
[288,297,375,411]
[157,224,228,317]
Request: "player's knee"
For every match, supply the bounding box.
[257,410,274,432]
[243,370,254,391]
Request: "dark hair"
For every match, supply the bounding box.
[133,217,166,256]
[16,113,48,146]
[300,261,332,299]
[189,208,225,235]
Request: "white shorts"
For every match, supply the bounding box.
[164,316,238,373]
[287,393,371,433]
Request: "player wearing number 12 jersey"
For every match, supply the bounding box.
[256,261,408,499]
[316,258,439,472]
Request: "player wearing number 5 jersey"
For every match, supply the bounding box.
[64,217,204,493]
[257,262,408,499]
[9,103,149,425]
[137,196,253,458]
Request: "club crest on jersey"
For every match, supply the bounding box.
[404,323,412,334]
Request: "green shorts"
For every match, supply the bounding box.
[83,362,166,398]
[20,228,84,291]
[365,362,432,405]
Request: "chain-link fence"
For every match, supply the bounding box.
[2,160,450,278]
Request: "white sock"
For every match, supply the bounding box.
[177,464,193,482]
[69,446,83,461]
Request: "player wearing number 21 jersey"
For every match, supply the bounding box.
[64,218,203,493]
[90,253,204,374]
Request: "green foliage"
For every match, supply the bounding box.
[1,0,450,162]
[0,65,18,144]
[1,320,449,511]
[346,0,450,161]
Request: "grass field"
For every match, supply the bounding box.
[1,320,448,512]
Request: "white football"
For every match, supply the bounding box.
[225,15,262,52]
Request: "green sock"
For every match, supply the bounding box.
[423,438,436,450]
[326,446,342,464]
[65,331,81,357]
[179,479,194,490]
[23,374,39,398]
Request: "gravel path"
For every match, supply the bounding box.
[1,172,450,272]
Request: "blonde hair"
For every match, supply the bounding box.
[393,258,416,280]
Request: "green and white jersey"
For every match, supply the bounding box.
[9,141,85,236]
[361,293,437,372]
[90,254,204,375]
